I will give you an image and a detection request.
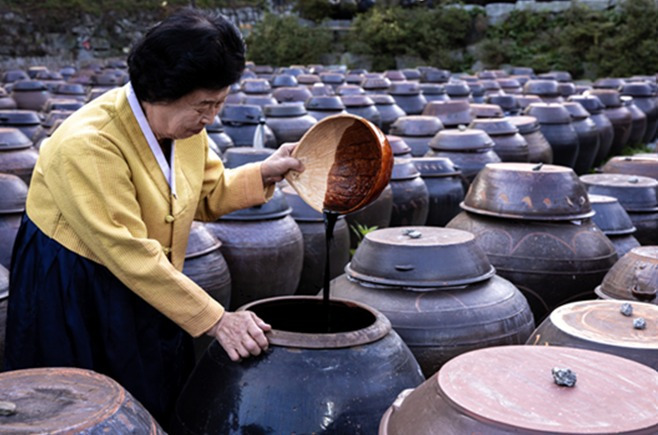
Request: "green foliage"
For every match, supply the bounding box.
[480,0,658,79]
[348,6,477,71]
[349,223,378,256]
[245,13,333,66]
[293,0,337,23]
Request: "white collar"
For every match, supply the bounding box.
[126,82,177,199]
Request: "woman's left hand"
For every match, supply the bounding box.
[260,142,304,186]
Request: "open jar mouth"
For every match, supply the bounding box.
[238,296,391,349]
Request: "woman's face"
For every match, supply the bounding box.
[146,87,230,141]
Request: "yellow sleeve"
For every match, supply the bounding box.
[44,136,222,337]
[195,146,275,221]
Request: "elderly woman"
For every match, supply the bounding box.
[4,8,302,425]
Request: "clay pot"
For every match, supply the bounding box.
[426,127,501,183]
[523,79,562,103]
[589,194,641,258]
[622,82,658,143]
[470,118,529,162]
[0,88,16,110]
[603,155,658,180]
[370,94,406,134]
[296,74,321,86]
[388,115,444,157]
[622,96,648,147]
[420,68,450,84]
[341,94,381,128]
[387,135,412,159]
[422,100,472,128]
[336,84,365,96]
[241,78,272,95]
[331,227,533,376]
[589,89,633,157]
[241,94,278,109]
[219,104,277,148]
[568,94,615,166]
[271,74,298,88]
[389,159,429,227]
[595,246,658,304]
[282,186,350,296]
[206,188,304,310]
[264,103,317,147]
[205,117,233,155]
[362,76,392,94]
[31,110,72,147]
[0,367,165,433]
[272,86,313,104]
[172,296,425,435]
[581,173,658,245]
[387,82,427,115]
[594,77,626,89]
[223,147,273,169]
[469,103,504,119]
[525,103,580,168]
[411,156,466,226]
[305,95,346,122]
[320,72,346,90]
[528,300,657,370]
[1,69,28,84]
[10,79,51,111]
[0,127,39,185]
[563,101,601,175]
[507,115,554,163]
[444,80,471,101]
[380,346,658,434]
[496,78,523,95]
[487,94,521,115]
[402,68,422,82]
[52,82,87,102]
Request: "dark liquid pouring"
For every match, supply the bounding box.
[323,210,339,332]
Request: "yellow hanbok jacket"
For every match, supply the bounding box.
[26,85,273,337]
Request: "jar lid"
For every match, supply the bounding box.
[562,101,591,119]
[389,115,443,137]
[320,72,345,85]
[241,78,272,94]
[523,79,559,96]
[581,173,658,211]
[621,82,654,97]
[0,109,41,125]
[336,84,365,96]
[0,126,32,150]
[383,70,406,81]
[486,94,519,111]
[11,79,48,92]
[588,194,636,235]
[347,226,495,288]
[568,95,605,114]
[220,187,291,220]
[420,68,451,83]
[402,68,421,81]
[470,118,519,136]
[525,103,572,124]
[296,74,320,85]
[264,102,307,117]
[507,115,540,134]
[272,86,312,103]
[220,104,264,125]
[369,94,397,105]
[391,158,421,180]
[54,83,86,95]
[596,246,658,302]
[223,147,274,169]
[602,155,658,180]
[422,100,473,127]
[469,103,504,119]
[444,81,471,96]
[361,76,391,90]
[306,95,345,111]
[589,89,622,108]
[496,78,521,89]
[462,163,594,220]
[388,82,421,96]
[185,222,221,258]
[594,77,626,89]
[340,94,374,108]
[418,83,445,95]
[0,172,27,213]
[387,135,412,156]
[429,128,494,151]
[271,74,298,88]
[516,95,542,109]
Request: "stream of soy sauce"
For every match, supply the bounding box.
[322,210,339,332]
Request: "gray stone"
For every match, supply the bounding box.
[552,367,577,387]
[485,3,516,25]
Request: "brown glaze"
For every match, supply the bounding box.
[596,246,658,303]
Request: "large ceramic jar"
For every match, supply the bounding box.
[487,94,521,116]
[420,68,450,84]
[507,115,553,163]
[389,115,443,157]
[622,82,658,143]
[444,80,471,101]
[282,186,350,296]
[387,82,427,115]
[581,173,658,245]
[622,96,648,147]
[370,94,406,134]
[388,135,413,159]
[319,72,346,90]
[388,159,429,227]
[569,94,614,166]
[219,104,277,148]
[422,100,473,129]
[205,116,233,156]
[52,82,86,102]
[562,101,600,175]
[528,300,657,370]
[412,157,465,226]
[331,227,534,377]
[496,78,523,95]
[10,79,51,111]
[344,184,394,249]
[240,77,272,97]
[448,163,618,322]
[305,95,346,121]
[603,154,658,180]
[172,296,425,434]
[594,246,657,304]
[272,86,313,104]
[380,346,658,434]
[241,94,277,109]
[589,194,640,258]
[469,103,504,119]
[0,174,27,269]
[470,118,529,162]
[340,94,381,129]
[589,89,633,157]
[0,127,38,186]
[206,188,304,310]
[426,127,501,183]
[525,102,580,168]
[361,76,391,94]
[0,88,16,110]
[264,102,317,147]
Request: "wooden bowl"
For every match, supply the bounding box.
[285,113,393,214]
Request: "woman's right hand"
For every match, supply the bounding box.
[206,311,272,361]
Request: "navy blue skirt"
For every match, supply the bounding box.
[4,214,195,428]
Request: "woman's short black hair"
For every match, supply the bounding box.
[128,7,246,103]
